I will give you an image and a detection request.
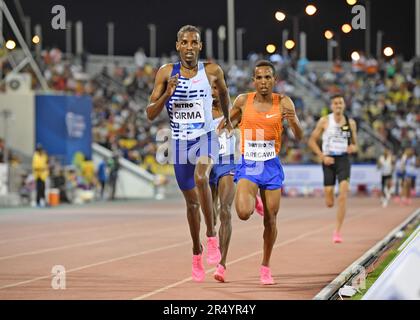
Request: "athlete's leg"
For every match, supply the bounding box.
[324,186,334,207]
[217,175,235,268]
[323,163,335,207]
[381,176,386,198]
[211,183,218,228]
[336,180,349,233]
[194,156,216,237]
[386,177,393,198]
[260,188,281,267]
[235,178,259,221]
[181,188,202,255]
[402,177,413,204]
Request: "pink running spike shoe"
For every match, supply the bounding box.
[260,265,275,285]
[206,237,221,265]
[192,254,205,282]
[255,195,264,216]
[333,231,343,243]
[214,264,226,282]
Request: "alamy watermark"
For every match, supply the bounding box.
[51,265,66,290]
[351,265,366,291]
[351,5,366,30]
[51,5,66,30]
[155,128,277,176]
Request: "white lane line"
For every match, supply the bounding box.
[0,240,191,290]
[0,209,328,291]
[132,207,382,300]
[0,211,186,245]
[0,206,328,260]
[0,222,152,245]
[0,225,184,261]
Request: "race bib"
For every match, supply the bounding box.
[244,140,276,161]
[328,135,348,155]
[172,99,205,124]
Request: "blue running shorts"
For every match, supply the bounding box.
[234,156,284,190]
[210,155,236,187]
[172,131,219,191]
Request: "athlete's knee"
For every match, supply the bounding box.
[337,191,347,206]
[186,199,200,213]
[236,202,253,221]
[326,200,334,208]
[220,202,232,214]
[263,214,277,230]
[194,172,209,188]
[219,204,232,223]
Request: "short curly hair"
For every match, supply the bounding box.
[177,25,201,41]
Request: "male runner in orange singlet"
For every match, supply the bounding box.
[218,60,303,285]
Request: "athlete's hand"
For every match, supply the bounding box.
[282,104,297,122]
[216,117,227,135]
[347,144,357,154]
[322,156,335,166]
[224,120,234,138]
[165,74,179,97]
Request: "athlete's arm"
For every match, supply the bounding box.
[216,93,245,134]
[348,119,358,154]
[205,63,231,122]
[281,96,303,141]
[377,156,382,169]
[224,94,247,130]
[308,117,332,164]
[146,64,177,121]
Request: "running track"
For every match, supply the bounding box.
[0,197,418,300]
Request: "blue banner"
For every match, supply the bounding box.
[35,94,92,165]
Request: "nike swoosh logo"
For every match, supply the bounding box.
[266,114,277,119]
[192,79,202,84]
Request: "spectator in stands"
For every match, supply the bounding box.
[107,152,120,200]
[51,167,70,203]
[134,47,147,68]
[97,159,107,199]
[0,138,4,163]
[81,158,96,190]
[32,144,49,207]
[412,56,420,80]
[297,56,309,75]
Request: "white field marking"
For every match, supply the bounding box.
[132,206,384,300]
[0,225,185,261]
[0,221,161,245]
[0,240,191,290]
[0,203,331,258]
[0,207,331,291]
[0,209,187,245]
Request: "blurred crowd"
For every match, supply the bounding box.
[1,46,419,189]
[17,146,121,207]
[306,53,420,161]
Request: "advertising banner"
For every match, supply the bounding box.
[35,95,92,165]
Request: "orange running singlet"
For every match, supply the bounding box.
[240,92,283,161]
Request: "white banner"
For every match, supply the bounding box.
[0,164,8,195]
[282,164,420,194]
[0,93,35,156]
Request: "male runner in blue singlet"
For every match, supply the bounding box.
[146,25,233,282]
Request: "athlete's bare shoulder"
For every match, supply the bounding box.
[203,61,223,75]
[157,63,173,77]
[233,93,248,110]
[349,118,357,127]
[279,94,294,107]
[316,115,329,130]
[319,115,329,123]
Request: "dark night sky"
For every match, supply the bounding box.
[3,0,416,61]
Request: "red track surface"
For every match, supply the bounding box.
[0,197,418,300]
